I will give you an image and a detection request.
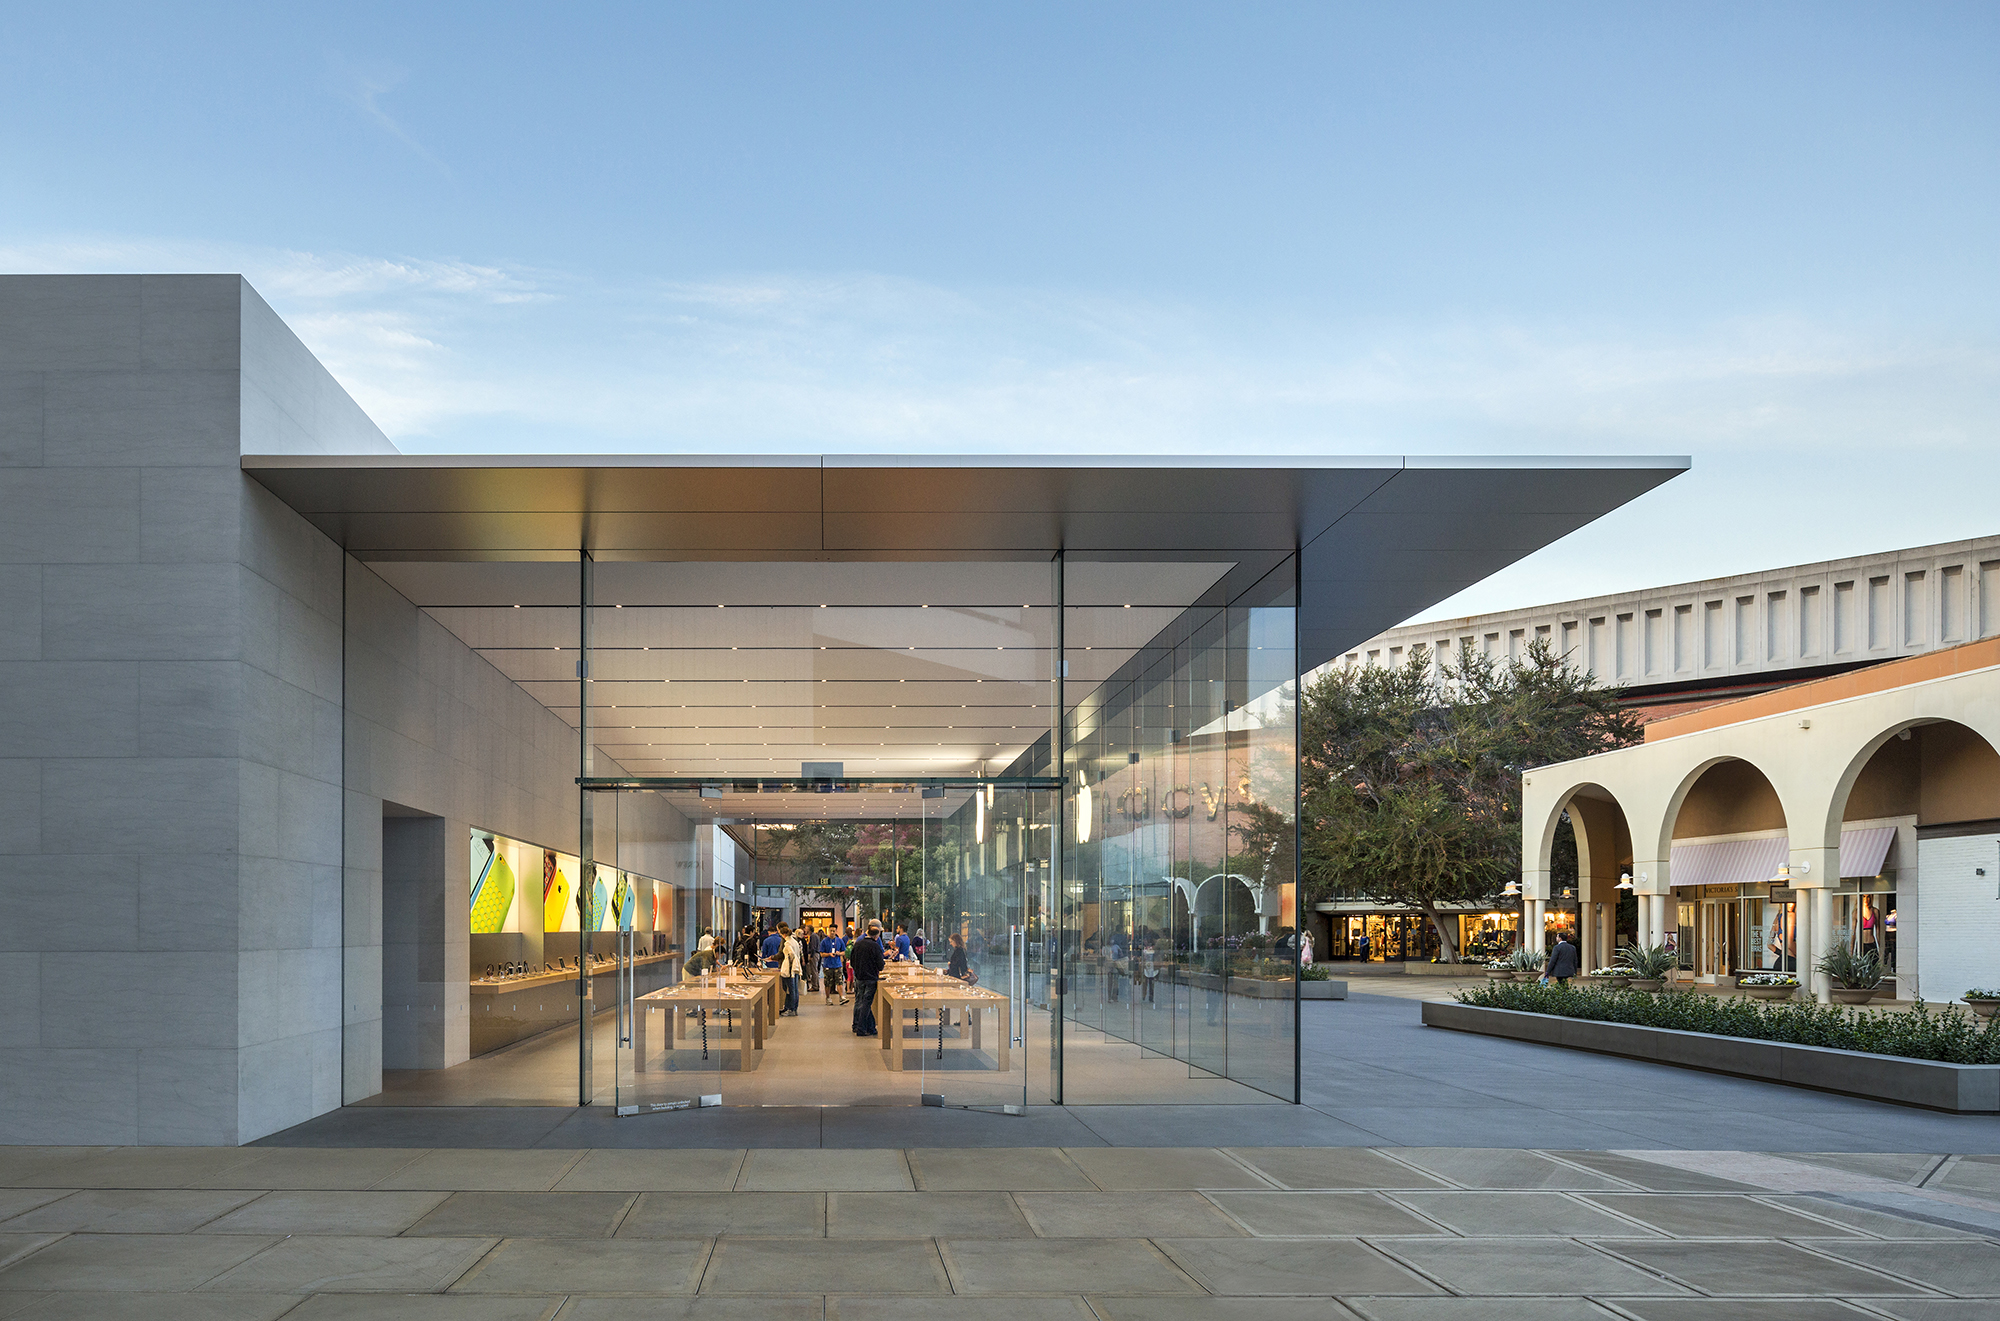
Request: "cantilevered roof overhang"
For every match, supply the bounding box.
[241,452,1687,672]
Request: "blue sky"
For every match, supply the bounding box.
[4,2,1996,619]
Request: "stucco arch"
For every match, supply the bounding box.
[1817,713,2000,851]
[1654,753,1792,868]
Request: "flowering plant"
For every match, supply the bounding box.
[1966,988,2000,1001]
[1739,973,1800,987]
[1587,967,1627,978]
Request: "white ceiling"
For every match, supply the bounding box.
[371,559,1235,780]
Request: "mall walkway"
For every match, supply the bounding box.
[280,991,2000,1153]
[0,1143,1995,1317]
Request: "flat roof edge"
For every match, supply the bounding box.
[242,452,1689,473]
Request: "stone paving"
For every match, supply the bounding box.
[0,1144,1996,1318]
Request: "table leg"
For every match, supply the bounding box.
[997,1000,1010,1074]
[634,1002,650,1074]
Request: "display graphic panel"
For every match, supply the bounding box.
[542,850,571,933]
[470,834,517,934]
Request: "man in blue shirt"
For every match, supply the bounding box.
[820,929,847,1004]
[761,927,783,968]
[893,924,913,962]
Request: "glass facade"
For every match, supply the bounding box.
[350,551,1301,1111]
[1060,556,1299,1103]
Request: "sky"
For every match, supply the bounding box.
[3,2,1996,621]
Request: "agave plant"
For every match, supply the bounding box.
[1616,943,1676,980]
[1815,945,1883,990]
[1506,946,1544,973]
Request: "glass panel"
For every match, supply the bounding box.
[606,789,725,1113]
[1060,555,1298,1104]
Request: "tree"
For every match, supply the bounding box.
[1299,638,1641,963]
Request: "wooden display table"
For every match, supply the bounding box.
[878,980,1011,1073]
[633,980,766,1072]
[871,964,952,1031]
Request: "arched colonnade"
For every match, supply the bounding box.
[1521,650,2000,1003]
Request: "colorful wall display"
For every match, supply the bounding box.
[470,829,668,936]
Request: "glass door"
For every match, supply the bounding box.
[606,790,727,1116]
[913,781,1040,1112]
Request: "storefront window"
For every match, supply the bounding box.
[1834,873,1897,973]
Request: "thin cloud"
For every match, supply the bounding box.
[326,55,452,177]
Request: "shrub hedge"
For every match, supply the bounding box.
[1456,981,2000,1065]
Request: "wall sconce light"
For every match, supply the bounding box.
[974,792,984,845]
[1615,873,1636,891]
[1500,880,1521,897]
[1076,782,1092,844]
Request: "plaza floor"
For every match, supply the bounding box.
[2,991,1997,1316]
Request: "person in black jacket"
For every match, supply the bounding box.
[1543,932,1580,986]
[850,920,886,1036]
[945,932,970,981]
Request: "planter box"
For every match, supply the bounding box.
[1402,962,1497,977]
[1300,980,1347,1000]
[1421,1001,2000,1113]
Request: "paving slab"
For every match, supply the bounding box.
[1555,1151,1764,1192]
[0,1191,74,1222]
[1061,1148,1272,1190]
[199,1234,498,1294]
[565,1299,827,1321]
[1779,1153,1946,1185]
[1602,1240,1932,1296]
[1,1188,260,1233]
[1931,1156,2000,1200]
[406,1191,637,1238]
[1224,1147,1451,1190]
[1392,1191,1657,1237]
[828,1191,1032,1238]
[286,1296,564,1320]
[198,1190,452,1236]
[1820,1239,2000,1295]
[1581,1193,1867,1238]
[618,1192,823,1238]
[1014,1191,1245,1238]
[704,1238,945,1293]
[1090,1300,1364,1321]
[18,1148,262,1190]
[735,1150,912,1192]
[1604,1300,1882,1321]
[1756,1195,1987,1239]
[1341,1301,1621,1321]
[1158,1238,1442,1296]
[1376,1238,1693,1296]
[942,1237,1202,1295]
[451,1237,709,1295]
[374,1150,586,1192]
[0,1238,58,1273]
[0,1149,104,1187]
[553,1149,748,1191]
[829,1300,1095,1321]
[187,1148,428,1190]
[1205,1191,1449,1237]
[1862,1301,2000,1320]
[2,1294,305,1320]
[0,1232,274,1291]
[906,1147,1096,1190]
[1382,1149,1634,1191]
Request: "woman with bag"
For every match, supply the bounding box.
[946,932,974,983]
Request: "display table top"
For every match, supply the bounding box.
[470,952,677,995]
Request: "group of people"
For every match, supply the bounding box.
[686,919,974,1040]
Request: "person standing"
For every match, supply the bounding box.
[850,921,886,1036]
[761,925,783,970]
[945,932,970,981]
[821,927,847,1004]
[910,928,926,964]
[893,924,913,963]
[1543,930,1580,987]
[778,923,802,1016]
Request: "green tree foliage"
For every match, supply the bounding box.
[1300,638,1642,962]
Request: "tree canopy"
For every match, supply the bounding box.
[1299,638,1642,962]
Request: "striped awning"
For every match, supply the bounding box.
[1669,827,1899,888]
[1670,836,1790,889]
[1839,826,1897,879]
